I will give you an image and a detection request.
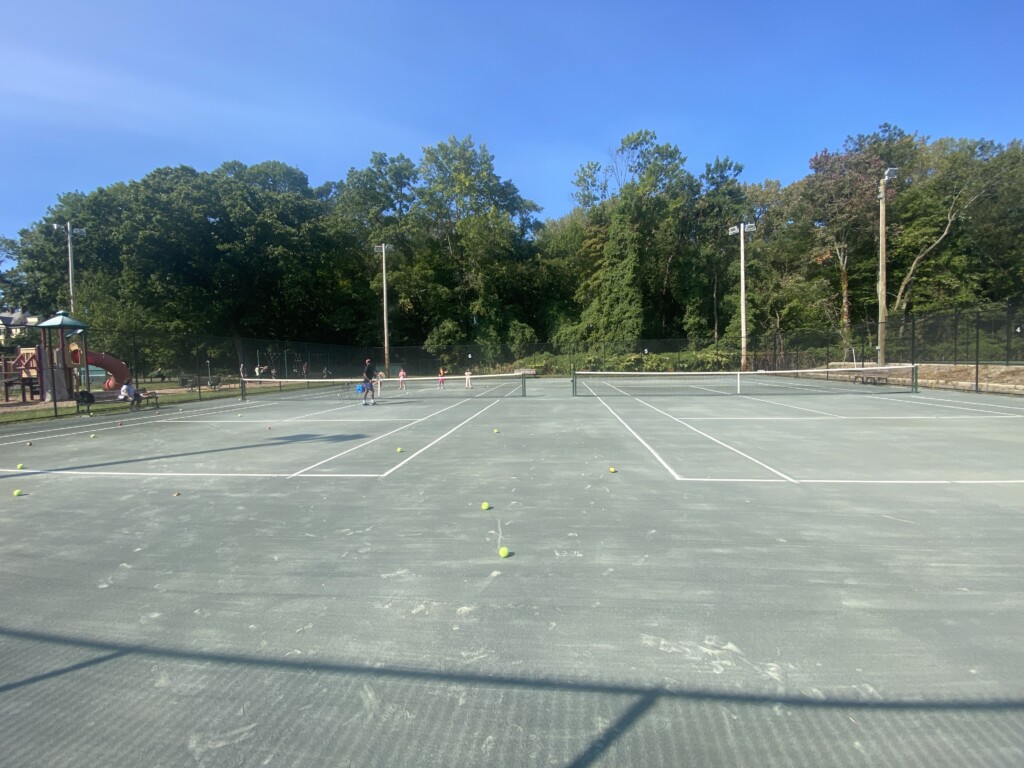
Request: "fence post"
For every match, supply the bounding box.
[911,316,916,367]
[975,310,981,393]
[195,335,203,401]
[131,331,138,385]
[953,309,959,364]
[1007,304,1013,366]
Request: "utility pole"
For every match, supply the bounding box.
[53,222,86,313]
[877,168,898,365]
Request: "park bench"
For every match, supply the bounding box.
[3,376,39,403]
[77,389,160,408]
[853,373,889,386]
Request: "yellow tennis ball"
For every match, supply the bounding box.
[493,428,499,433]
[396,447,403,453]
[13,490,23,497]
[498,546,509,558]
[481,502,490,510]
[16,463,24,469]
[609,467,617,473]
[90,434,96,439]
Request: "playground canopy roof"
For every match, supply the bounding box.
[36,311,89,330]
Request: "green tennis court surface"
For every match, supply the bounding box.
[1,379,1022,766]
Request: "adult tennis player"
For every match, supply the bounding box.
[362,358,377,406]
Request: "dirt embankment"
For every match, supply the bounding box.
[916,364,1024,395]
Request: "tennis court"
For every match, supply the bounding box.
[1,373,1022,767]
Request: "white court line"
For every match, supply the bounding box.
[0,469,298,478]
[288,399,471,478]
[874,395,1019,416]
[380,399,502,478]
[281,401,362,421]
[589,381,795,482]
[905,392,1024,413]
[588,387,682,480]
[736,395,841,417]
[673,477,789,483]
[800,478,1024,484]
[636,398,799,484]
[881,515,920,525]
[5,469,1021,483]
[0,399,268,446]
[658,414,1017,421]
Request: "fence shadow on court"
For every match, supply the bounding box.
[2,432,367,478]
[2,625,1021,768]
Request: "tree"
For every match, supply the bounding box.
[742,180,832,338]
[575,212,643,349]
[800,148,883,336]
[960,140,1024,304]
[1,237,23,311]
[571,161,607,209]
[888,138,1003,312]
[692,157,745,343]
[401,136,540,346]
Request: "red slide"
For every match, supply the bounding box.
[70,348,131,391]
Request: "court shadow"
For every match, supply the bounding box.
[1,625,1021,768]
[8,433,367,474]
[267,433,367,444]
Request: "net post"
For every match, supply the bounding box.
[571,370,576,397]
[736,371,741,395]
[912,364,918,393]
[520,372,526,397]
[240,378,247,401]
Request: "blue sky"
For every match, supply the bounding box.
[2,0,1022,242]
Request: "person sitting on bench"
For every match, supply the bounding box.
[119,377,144,411]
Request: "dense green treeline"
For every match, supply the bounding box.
[2,127,1022,354]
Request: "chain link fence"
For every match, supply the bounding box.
[3,303,1021,417]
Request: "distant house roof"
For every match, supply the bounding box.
[1,309,37,326]
[1,310,41,339]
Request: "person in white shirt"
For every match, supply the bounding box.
[119,378,142,411]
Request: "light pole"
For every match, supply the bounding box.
[374,243,392,377]
[877,168,898,366]
[728,222,756,371]
[53,222,86,313]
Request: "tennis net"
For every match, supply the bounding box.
[241,372,526,402]
[572,365,917,397]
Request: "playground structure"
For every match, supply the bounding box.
[69,344,131,390]
[1,347,42,403]
[1,339,131,405]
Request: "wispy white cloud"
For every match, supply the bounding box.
[0,42,281,140]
